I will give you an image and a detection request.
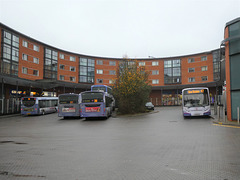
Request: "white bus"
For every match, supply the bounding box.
[182,87,211,117]
[21,97,58,115]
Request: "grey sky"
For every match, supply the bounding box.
[0,0,239,58]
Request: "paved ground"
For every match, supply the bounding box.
[0,106,240,180]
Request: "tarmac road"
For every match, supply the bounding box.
[0,106,240,180]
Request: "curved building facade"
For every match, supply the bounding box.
[0,23,225,114]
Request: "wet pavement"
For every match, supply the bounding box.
[0,106,240,180]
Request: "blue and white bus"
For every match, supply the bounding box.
[21,97,58,115]
[58,93,81,118]
[91,85,113,95]
[91,85,115,111]
[182,87,211,117]
[80,91,114,119]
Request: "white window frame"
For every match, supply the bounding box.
[22,54,28,61]
[60,64,65,70]
[188,68,195,73]
[33,57,39,64]
[70,76,76,82]
[152,61,159,66]
[97,69,103,74]
[60,75,65,80]
[201,56,207,61]
[188,58,194,63]
[201,66,208,71]
[70,66,76,72]
[109,61,116,66]
[22,67,28,74]
[97,60,103,65]
[60,54,65,59]
[188,77,195,82]
[70,56,76,62]
[152,79,159,84]
[152,70,159,75]
[33,70,39,76]
[139,62,145,66]
[22,40,28,48]
[201,76,208,81]
[33,45,39,52]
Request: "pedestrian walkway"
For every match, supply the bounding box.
[211,106,240,127]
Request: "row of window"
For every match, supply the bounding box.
[59,75,76,82]
[59,64,76,72]
[59,54,76,61]
[22,67,39,76]
[188,66,208,72]
[22,53,39,64]
[95,76,208,85]
[188,56,207,63]
[22,40,39,52]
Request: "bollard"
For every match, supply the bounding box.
[238,107,239,124]
[217,106,220,121]
[223,105,226,122]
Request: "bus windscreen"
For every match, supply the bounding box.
[183,89,209,107]
[59,95,78,104]
[82,92,104,103]
[91,87,106,92]
[22,98,36,107]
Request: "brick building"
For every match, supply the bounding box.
[0,23,225,114]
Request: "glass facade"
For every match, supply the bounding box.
[79,58,95,83]
[212,50,221,81]
[44,48,58,79]
[1,30,19,76]
[164,59,181,84]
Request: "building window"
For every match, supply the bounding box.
[188,68,195,73]
[44,48,58,79]
[22,40,28,48]
[22,54,28,61]
[189,77,195,82]
[97,60,103,65]
[60,75,64,80]
[152,61,159,66]
[201,76,208,81]
[60,54,64,59]
[22,67,28,74]
[201,66,208,71]
[70,66,76,72]
[33,70,39,76]
[70,76,76,82]
[60,64,65,70]
[109,80,114,84]
[188,58,195,63]
[201,56,207,61]
[97,79,103,83]
[109,70,116,75]
[139,62,145,66]
[97,69,103,74]
[33,57,39,64]
[152,70,159,75]
[152,79,159,84]
[33,45,39,52]
[109,61,116,66]
[70,56,75,62]
[164,59,181,84]
[79,58,95,83]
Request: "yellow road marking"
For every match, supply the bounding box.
[213,123,240,128]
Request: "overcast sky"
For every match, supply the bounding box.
[0,0,239,58]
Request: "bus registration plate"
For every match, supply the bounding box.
[86,107,100,112]
[62,108,76,112]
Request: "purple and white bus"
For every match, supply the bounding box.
[80,91,114,119]
[182,87,211,117]
[58,93,81,118]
